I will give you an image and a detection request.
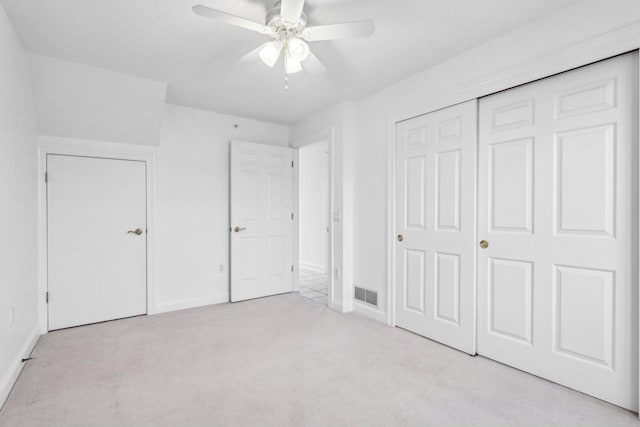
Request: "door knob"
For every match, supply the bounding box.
[234,227,247,233]
[479,240,489,249]
[127,228,143,235]
[397,234,404,242]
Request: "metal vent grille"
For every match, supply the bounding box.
[354,286,378,307]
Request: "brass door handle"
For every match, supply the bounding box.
[127,228,143,235]
[234,227,247,233]
[397,234,404,242]
[479,240,489,249]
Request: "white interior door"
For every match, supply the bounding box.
[47,155,147,330]
[395,100,477,355]
[477,53,638,410]
[230,141,294,302]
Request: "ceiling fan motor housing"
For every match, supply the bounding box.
[267,1,308,35]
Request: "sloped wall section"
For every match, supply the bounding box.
[28,54,167,146]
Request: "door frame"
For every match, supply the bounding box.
[386,43,640,413]
[291,128,335,309]
[37,136,157,334]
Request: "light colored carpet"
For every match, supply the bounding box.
[0,293,637,427]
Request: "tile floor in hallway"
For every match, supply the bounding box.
[297,267,328,305]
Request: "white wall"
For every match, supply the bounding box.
[25,53,290,314]
[0,4,39,406]
[28,54,167,146]
[299,140,329,273]
[154,104,289,312]
[293,0,640,316]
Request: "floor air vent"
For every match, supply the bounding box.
[354,286,377,306]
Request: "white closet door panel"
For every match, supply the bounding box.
[477,53,638,411]
[395,100,477,355]
[47,155,147,330]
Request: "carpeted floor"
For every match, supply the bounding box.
[0,293,637,426]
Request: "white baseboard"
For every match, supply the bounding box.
[0,328,40,409]
[299,261,326,274]
[353,301,387,324]
[153,294,228,314]
[330,298,345,313]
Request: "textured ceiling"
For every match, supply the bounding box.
[2,0,580,124]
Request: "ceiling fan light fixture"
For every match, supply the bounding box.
[259,41,283,67]
[285,53,302,74]
[287,38,310,62]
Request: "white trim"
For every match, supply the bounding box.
[0,328,39,410]
[386,22,640,334]
[293,147,300,292]
[154,294,228,314]
[37,135,158,334]
[386,116,396,327]
[299,261,326,274]
[353,301,387,324]
[291,128,336,311]
[331,299,344,313]
[637,51,640,417]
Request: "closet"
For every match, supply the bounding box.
[395,52,638,411]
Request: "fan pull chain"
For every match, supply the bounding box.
[284,36,289,89]
[284,51,288,89]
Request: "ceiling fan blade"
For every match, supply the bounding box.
[303,51,327,75]
[302,20,375,42]
[193,5,273,36]
[237,43,268,65]
[280,0,305,23]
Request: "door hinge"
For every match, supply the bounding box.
[291,161,294,168]
[44,172,48,183]
[291,265,294,272]
[291,213,294,220]
[46,292,49,304]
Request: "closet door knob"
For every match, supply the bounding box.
[397,234,404,242]
[479,240,489,249]
[234,227,247,233]
[127,228,143,235]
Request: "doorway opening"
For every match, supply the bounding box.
[296,138,330,305]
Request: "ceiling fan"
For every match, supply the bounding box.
[193,0,375,87]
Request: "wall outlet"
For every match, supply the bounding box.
[335,268,341,280]
[218,264,224,273]
[9,306,15,327]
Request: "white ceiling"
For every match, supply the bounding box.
[2,0,580,124]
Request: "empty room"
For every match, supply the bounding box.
[1,0,640,425]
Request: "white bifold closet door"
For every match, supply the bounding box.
[230,141,295,302]
[477,53,638,410]
[395,100,477,355]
